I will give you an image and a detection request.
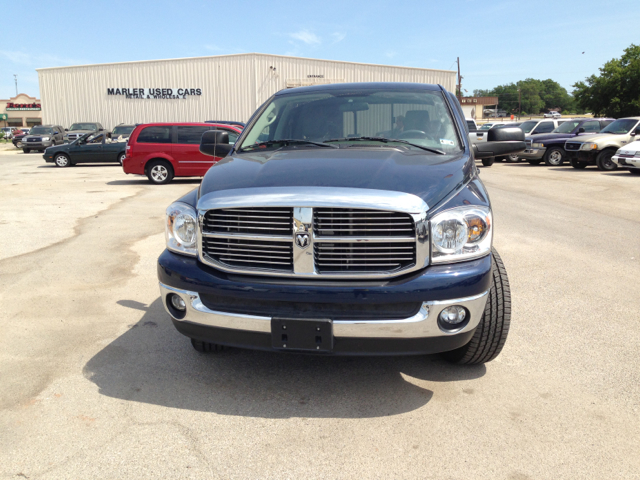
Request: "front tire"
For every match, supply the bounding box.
[23,148,30,154]
[596,150,617,171]
[54,153,71,167]
[481,158,495,167]
[506,153,519,163]
[146,160,174,184]
[441,248,511,365]
[190,338,224,353]
[570,158,588,169]
[544,147,565,166]
[629,169,640,176]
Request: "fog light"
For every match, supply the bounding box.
[439,306,467,325]
[170,294,186,312]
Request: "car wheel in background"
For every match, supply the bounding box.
[629,169,640,175]
[527,160,542,165]
[190,338,224,353]
[481,158,495,167]
[570,159,588,169]
[596,150,617,171]
[146,160,174,185]
[544,147,565,166]
[22,148,30,154]
[118,153,126,166]
[54,153,71,168]
[441,248,511,365]
[506,153,519,163]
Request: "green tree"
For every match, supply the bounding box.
[573,44,640,117]
[473,79,574,114]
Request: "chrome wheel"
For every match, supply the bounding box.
[118,153,126,165]
[151,165,168,182]
[547,149,563,166]
[55,154,70,167]
[507,153,519,162]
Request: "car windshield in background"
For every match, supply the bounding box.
[599,119,638,134]
[112,126,134,135]
[479,124,495,130]
[519,121,538,134]
[554,121,580,133]
[238,88,461,154]
[30,127,53,135]
[69,123,98,131]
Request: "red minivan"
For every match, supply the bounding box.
[122,123,243,184]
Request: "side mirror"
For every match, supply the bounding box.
[631,128,640,136]
[472,127,525,159]
[200,130,233,157]
[578,127,585,133]
[65,128,68,132]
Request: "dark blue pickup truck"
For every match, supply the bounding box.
[157,83,525,364]
[519,118,614,165]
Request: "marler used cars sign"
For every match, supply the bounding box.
[107,88,202,99]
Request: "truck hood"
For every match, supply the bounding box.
[199,147,473,209]
[527,132,577,142]
[564,133,626,144]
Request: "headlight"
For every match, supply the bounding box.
[41,136,50,141]
[431,206,492,264]
[580,142,598,151]
[532,143,544,148]
[166,202,197,256]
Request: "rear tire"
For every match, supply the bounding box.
[596,150,617,171]
[190,338,224,353]
[441,248,511,365]
[146,160,174,184]
[570,159,588,169]
[481,158,495,167]
[527,160,542,165]
[118,152,126,166]
[544,147,564,166]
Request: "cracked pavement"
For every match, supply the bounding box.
[0,152,639,479]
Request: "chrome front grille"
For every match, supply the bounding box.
[565,142,580,151]
[202,237,293,271]
[525,140,532,148]
[314,208,415,237]
[204,208,293,236]
[197,192,429,279]
[315,241,416,273]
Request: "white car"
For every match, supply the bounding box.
[611,140,640,175]
[544,112,562,118]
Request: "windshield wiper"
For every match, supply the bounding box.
[323,136,445,155]
[239,139,338,152]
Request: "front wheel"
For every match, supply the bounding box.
[146,160,174,184]
[54,153,71,167]
[441,248,511,365]
[629,169,640,176]
[506,153,519,163]
[118,152,126,166]
[570,159,588,169]
[596,150,617,171]
[544,147,565,166]
[22,148,30,154]
[481,158,495,167]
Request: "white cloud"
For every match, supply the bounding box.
[289,30,321,45]
[331,32,346,44]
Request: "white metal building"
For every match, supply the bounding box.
[37,53,456,130]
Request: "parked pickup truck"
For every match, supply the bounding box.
[520,118,614,166]
[565,117,640,170]
[157,82,525,364]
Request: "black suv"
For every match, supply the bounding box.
[21,125,65,153]
[157,83,525,364]
[65,122,105,142]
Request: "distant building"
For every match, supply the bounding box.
[0,94,43,127]
[459,96,499,120]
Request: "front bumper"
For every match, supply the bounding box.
[157,250,492,355]
[23,141,53,149]
[519,147,546,160]
[565,150,597,163]
[612,155,640,169]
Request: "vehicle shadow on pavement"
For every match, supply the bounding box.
[106,179,202,185]
[83,298,485,419]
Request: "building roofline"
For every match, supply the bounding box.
[1,93,40,101]
[36,52,456,74]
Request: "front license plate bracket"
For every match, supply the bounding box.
[271,318,333,352]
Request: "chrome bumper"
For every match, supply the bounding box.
[612,155,640,167]
[159,283,489,339]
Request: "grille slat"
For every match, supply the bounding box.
[314,241,416,273]
[315,208,415,237]
[203,237,293,271]
[204,207,293,236]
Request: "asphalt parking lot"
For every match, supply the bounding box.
[1,150,639,479]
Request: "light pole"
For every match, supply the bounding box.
[14,74,18,96]
[518,87,521,118]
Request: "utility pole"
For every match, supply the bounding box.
[518,87,521,118]
[14,74,18,96]
[456,57,462,102]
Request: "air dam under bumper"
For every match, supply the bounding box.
[158,250,493,355]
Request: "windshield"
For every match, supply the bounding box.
[30,127,53,135]
[553,121,580,133]
[238,88,461,154]
[69,123,98,131]
[112,126,134,135]
[479,124,495,130]
[520,121,538,134]
[600,119,639,134]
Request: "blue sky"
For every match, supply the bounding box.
[2,0,638,99]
